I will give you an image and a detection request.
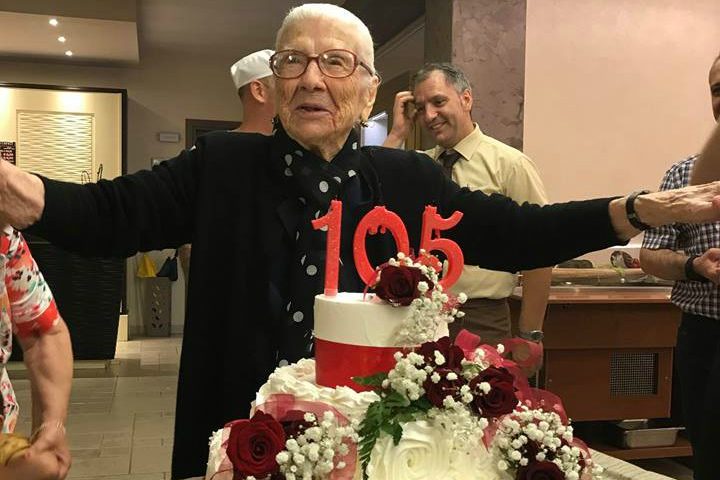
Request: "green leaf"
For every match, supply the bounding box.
[381,420,403,445]
[411,397,433,411]
[383,390,410,408]
[353,372,388,388]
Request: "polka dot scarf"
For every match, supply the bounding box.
[271,124,368,366]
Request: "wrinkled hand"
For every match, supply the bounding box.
[693,248,720,284]
[635,181,720,227]
[383,91,416,147]
[6,423,71,480]
[0,159,45,229]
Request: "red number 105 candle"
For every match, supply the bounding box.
[312,201,465,295]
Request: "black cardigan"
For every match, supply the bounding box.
[28,130,621,479]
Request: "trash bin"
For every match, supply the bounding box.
[143,277,171,336]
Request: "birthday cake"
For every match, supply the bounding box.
[205,204,602,480]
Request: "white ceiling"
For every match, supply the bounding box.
[0,0,345,64]
[0,11,139,63]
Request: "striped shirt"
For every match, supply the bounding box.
[642,155,720,319]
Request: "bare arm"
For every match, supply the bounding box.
[641,247,720,283]
[518,267,552,332]
[639,248,687,280]
[21,319,73,478]
[17,319,73,431]
[690,122,720,185]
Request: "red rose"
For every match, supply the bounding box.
[374,265,431,306]
[423,366,465,407]
[280,409,314,439]
[468,366,518,417]
[417,337,465,370]
[226,411,285,477]
[516,460,565,480]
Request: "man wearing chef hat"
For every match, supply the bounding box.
[230,48,276,134]
[178,49,277,281]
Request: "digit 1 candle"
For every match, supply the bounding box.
[311,199,343,296]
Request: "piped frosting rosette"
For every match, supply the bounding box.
[209,393,358,480]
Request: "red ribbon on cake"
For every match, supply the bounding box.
[257,394,358,480]
[315,338,405,391]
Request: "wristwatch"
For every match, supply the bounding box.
[517,330,544,342]
[625,190,652,231]
[685,254,709,283]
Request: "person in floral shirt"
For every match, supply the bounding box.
[0,227,72,479]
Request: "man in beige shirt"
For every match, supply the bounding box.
[383,63,551,348]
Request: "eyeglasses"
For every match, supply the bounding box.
[270,49,376,80]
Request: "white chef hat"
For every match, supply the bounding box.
[230,49,275,90]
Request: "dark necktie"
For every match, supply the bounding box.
[439,149,461,179]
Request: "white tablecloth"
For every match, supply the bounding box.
[187,450,676,480]
[590,449,675,480]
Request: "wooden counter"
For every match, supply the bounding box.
[510,287,679,421]
[511,286,691,460]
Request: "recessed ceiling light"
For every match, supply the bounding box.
[49,18,58,26]
[65,50,73,56]
[58,36,66,43]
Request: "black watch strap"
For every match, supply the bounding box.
[685,255,709,283]
[625,190,652,231]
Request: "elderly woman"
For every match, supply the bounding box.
[0,4,720,479]
[0,227,72,480]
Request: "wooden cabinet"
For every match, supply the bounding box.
[510,286,693,459]
[511,287,679,421]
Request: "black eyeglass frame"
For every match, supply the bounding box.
[270,49,378,80]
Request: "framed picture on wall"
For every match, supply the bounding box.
[0,141,16,164]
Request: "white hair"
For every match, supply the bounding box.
[276,3,375,72]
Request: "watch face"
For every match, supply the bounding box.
[521,330,543,342]
[529,331,544,341]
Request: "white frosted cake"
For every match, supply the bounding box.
[314,292,449,390]
[205,255,599,480]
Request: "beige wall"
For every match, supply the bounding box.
[524,0,720,206]
[0,86,122,179]
[0,48,244,336]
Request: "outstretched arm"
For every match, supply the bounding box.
[0,138,203,258]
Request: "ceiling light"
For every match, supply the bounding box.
[65,50,73,56]
[58,36,66,43]
[49,18,58,26]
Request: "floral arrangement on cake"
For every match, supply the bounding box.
[354,334,603,480]
[209,252,603,480]
[208,395,359,480]
[369,251,467,345]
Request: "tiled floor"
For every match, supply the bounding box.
[12,336,181,480]
[10,336,695,479]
